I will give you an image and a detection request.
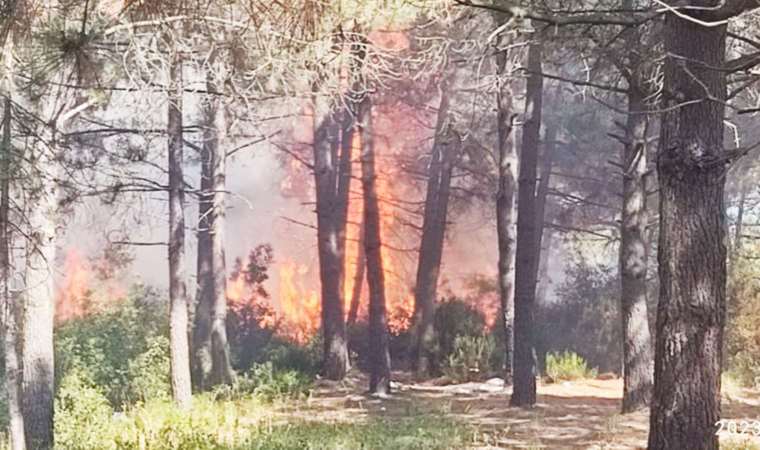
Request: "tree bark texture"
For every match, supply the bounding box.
[21,147,57,450]
[648,9,728,450]
[495,47,518,385]
[412,91,459,377]
[167,54,193,408]
[347,218,365,328]
[620,88,654,413]
[510,38,543,408]
[313,97,350,380]
[1,77,25,450]
[193,59,234,390]
[359,97,391,395]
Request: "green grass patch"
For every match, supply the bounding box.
[53,394,476,450]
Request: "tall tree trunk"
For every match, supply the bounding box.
[495,47,518,386]
[648,11,727,450]
[360,97,391,395]
[412,91,455,377]
[620,88,654,413]
[22,152,57,450]
[533,123,555,290]
[510,37,543,408]
[208,102,234,388]
[313,98,349,380]
[167,53,192,408]
[336,109,354,265]
[1,82,25,450]
[193,61,234,390]
[347,218,365,328]
[193,97,213,388]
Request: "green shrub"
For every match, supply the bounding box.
[263,334,322,375]
[545,351,597,381]
[55,285,169,408]
[246,362,312,401]
[54,369,114,450]
[126,335,172,402]
[442,335,495,383]
[434,298,487,360]
[727,250,760,388]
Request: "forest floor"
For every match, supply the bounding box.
[278,371,760,449]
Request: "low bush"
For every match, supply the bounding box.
[442,335,495,383]
[545,351,597,382]
[208,361,313,404]
[434,298,487,361]
[55,285,170,409]
[54,369,114,450]
[727,251,760,388]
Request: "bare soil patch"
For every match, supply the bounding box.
[288,371,760,449]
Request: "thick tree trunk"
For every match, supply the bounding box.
[1,87,25,450]
[167,54,192,408]
[648,11,727,450]
[510,38,543,408]
[22,154,57,450]
[359,97,391,395]
[620,89,654,413]
[313,98,349,380]
[495,48,518,385]
[412,92,457,377]
[193,63,234,390]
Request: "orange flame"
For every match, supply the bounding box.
[340,109,415,334]
[56,249,92,322]
[277,262,320,344]
[56,248,126,322]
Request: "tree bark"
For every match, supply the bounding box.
[648,10,728,450]
[313,97,349,380]
[347,218,365,328]
[167,53,192,408]
[510,37,543,408]
[1,79,25,450]
[21,150,57,450]
[620,88,654,413]
[193,94,214,388]
[495,47,518,385]
[359,96,391,395]
[193,58,234,390]
[412,91,457,377]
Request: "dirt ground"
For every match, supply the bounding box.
[291,371,760,449]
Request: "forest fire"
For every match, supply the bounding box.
[56,249,126,322]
